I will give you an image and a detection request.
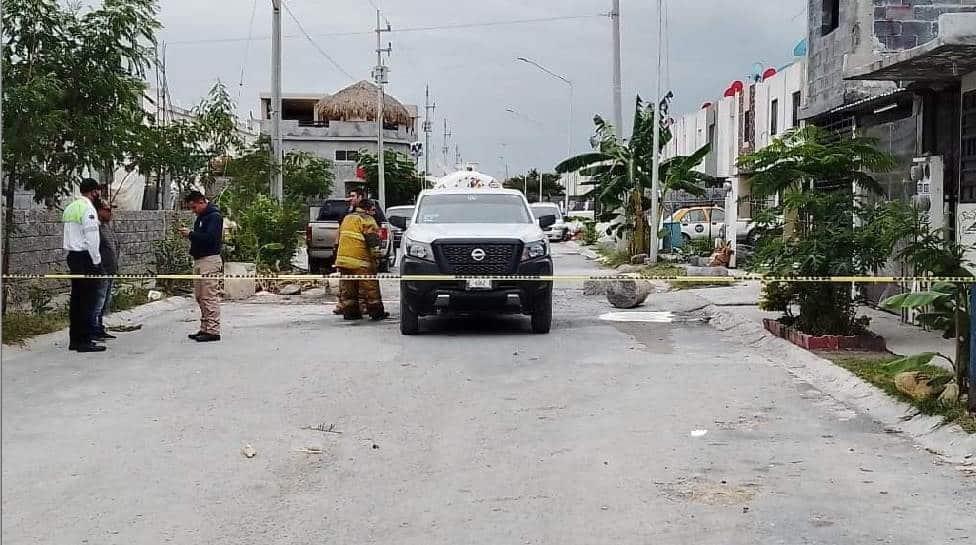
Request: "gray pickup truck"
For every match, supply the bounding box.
[305,199,395,273]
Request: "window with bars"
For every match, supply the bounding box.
[961,90,976,203]
[335,150,360,162]
[771,99,779,136]
[822,0,840,36]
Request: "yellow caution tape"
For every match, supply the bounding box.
[1,273,974,283]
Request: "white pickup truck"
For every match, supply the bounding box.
[305,199,395,273]
[391,171,557,335]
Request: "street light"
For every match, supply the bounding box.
[516,56,575,213]
[503,109,544,202]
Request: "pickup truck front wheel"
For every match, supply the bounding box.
[530,288,553,334]
[400,296,420,335]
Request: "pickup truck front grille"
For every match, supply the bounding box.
[434,242,520,275]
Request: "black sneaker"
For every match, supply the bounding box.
[370,312,391,321]
[73,343,107,353]
[343,314,363,321]
[188,331,203,340]
[194,333,221,343]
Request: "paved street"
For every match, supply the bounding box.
[2,244,974,544]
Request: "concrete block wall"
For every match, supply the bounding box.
[873,0,976,51]
[804,0,976,120]
[3,209,191,277]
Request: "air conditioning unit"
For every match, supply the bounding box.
[911,155,945,232]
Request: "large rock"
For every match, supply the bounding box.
[683,265,730,277]
[301,287,327,298]
[583,280,607,296]
[938,382,960,404]
[279,284,302,296]
[606,276,652,308]
[894,371,938,400]
[614,263,645,274]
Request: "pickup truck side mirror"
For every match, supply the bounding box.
[538,215,556,229]
[389,216,408,230]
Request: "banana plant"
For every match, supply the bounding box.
[881,282,970,401]
[555,96,714,257]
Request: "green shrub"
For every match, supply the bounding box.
[581,220,599,245]
[223,194,303,270]
[153,229,194,294]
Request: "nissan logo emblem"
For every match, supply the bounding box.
[471,248,486,262]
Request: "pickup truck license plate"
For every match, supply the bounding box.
[466,279,491,290]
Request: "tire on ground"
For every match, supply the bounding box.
[531,287,553,334]
[400,293,420,335]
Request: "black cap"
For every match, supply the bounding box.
[79,178,99,194]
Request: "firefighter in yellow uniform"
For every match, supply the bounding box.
[336,199,389,321]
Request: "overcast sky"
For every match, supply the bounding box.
[159,0,807,177]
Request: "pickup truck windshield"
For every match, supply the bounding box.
[531,204,562,219]
[416,194,532,224]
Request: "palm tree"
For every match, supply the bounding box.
[555,96,714,257]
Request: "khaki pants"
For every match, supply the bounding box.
[193,255,222,334]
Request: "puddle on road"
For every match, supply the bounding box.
[599,311,710,324]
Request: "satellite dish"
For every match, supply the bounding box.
[793,39,808,57]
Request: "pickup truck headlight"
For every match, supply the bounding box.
[405,238,434,261]
[522,239,549,261]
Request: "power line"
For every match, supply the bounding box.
[167,13,603,46]
[280,0,357,82]
[236,0,259,111]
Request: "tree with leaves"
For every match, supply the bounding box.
[555,96,714,257]
[502,170,564,201]
[2,0,161,310]
[217,137,334,268]
[356,150,421,207]
[129,81,244,206]
[739,125,900,336]
[2,0,160,204]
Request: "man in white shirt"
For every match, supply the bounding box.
[62,178,106,353]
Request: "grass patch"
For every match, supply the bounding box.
[595,247,634,268]
[823,352,975,434]
[111,284,151,312]
[2,310,69,346]
[1,284,155,346]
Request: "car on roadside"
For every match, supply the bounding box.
[386,205,414,249]
[391,180,556,335]
[306,199,395,273]
[530,202,570,242]
[661,206,725,243]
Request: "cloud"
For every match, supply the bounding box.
[159,0,806,177]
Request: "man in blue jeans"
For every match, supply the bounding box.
[90,198,118,341]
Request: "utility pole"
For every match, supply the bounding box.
[649,0,663,263]
[610,0,623,134]
[373,10,392,208]
[441,119,452,171]
[423,84,435,189]
[270,0,284,203]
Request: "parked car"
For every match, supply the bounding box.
[661,206,725,243]
[306,199,395,273]
[386,205,415,249]
[530,202,570,242]
[660,205,761,244]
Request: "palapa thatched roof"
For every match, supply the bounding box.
[315,80,412,126]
